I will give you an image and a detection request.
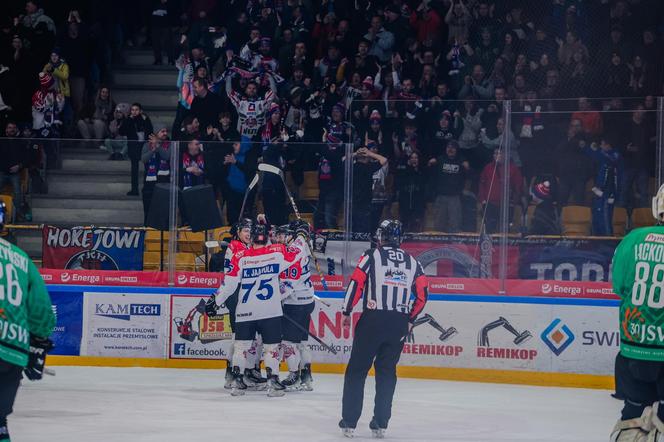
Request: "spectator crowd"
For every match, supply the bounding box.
[0,0,663,236]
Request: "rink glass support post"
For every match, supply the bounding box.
[657,97,664,189]
[167,141,180,286]
[498,100,512,294]
[343,141,354,282]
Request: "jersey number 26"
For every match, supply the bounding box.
[0,263,23,307]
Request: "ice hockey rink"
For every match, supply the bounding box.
[11,366,619,442]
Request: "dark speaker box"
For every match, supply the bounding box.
[146,183,176,231]
[181,184,223,232]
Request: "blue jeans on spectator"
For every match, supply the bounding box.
[316,188,341,229]
[620,167,649,209]
[0,171,22,215]
[592,195,614,236]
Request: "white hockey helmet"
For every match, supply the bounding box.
[653,183,664,222]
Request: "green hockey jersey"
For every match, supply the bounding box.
[613,226,664,361]
[0,237,54,367]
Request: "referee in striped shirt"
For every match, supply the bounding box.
[339,219,429,438]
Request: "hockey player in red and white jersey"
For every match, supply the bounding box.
[274,221,316,391]
[209,222,308,396]
[216,218,252,389]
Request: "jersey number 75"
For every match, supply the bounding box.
[241,279,274,303]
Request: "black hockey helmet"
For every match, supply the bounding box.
[275,224,291,236]
[251,223,269,245]
[289,219,310,236]
[376,219,403,247]
[231,218,253,239]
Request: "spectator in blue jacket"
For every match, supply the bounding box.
[584,138,623,236]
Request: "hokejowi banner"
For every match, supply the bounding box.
[42,226,145,270]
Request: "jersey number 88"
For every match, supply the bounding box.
[632,261,664,308]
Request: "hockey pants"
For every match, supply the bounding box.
[615,353,664,421]
[0,360,22,428]
[342,310,409,429]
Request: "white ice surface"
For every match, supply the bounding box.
[12,366,620,442]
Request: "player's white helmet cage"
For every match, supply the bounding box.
[653,183,664,223]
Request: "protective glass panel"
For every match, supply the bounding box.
[347,98,505,282]
[505,97,658,283]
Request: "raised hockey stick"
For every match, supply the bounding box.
[238,172,260,222]
[257,163,332,295]
[283,313,337,355]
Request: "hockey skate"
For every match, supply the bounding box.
[0,425,10,442]
[265,369,286,397]
[610,406,652,442]
[280,370,301,391]
[243,367,267,391]
[339,419,354,438]
[230,367,247,397]
[300,363,313,391]
[370,419,385,439]
[224,364,233,390]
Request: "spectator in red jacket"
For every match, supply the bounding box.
[479,148,524,233]
[409,3,442,46]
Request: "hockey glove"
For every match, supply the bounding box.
[205,295,219,316]
[24,336,54,381]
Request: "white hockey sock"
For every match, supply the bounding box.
[233,340,252,371]
[254,339,264,369]
[297,342,312,368]
[226,339,235,365]
[282,341,301,372]
[263,343,281,375]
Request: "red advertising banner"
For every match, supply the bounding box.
[39,269,617,299]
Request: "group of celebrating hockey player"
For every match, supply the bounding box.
[205,216,316,397]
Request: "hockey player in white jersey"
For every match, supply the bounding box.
[275,221,316,391]
[209,222,308,396]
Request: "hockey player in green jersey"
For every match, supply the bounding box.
[611,184,664,441]
[0,201,55,442]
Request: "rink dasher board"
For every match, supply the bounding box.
[45,284,619,388]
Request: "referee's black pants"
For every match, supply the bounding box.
[342,310,409,429]
[0,359,22,429]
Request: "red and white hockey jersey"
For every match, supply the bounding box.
[227,88,275,138]
[280,236,314,306]
[216,244,305,322]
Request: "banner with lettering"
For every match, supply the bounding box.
[314,232,619,282]
[42,226,146,270]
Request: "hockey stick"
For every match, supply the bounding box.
[257,163,332,295]
[283,313,337,355]
[44,368,56,376]
[238,172,260,222]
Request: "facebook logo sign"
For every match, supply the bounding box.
[173,343,186,355]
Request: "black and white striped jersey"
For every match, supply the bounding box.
[342,246,428,322]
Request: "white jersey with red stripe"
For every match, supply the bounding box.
[281,236,314,306]
[227,89,275,138]
[342,246,428,322]
[216,243,305,322]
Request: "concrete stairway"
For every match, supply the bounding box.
[16,148,144,258]
[111,50,178,132]
[14,49,178,259]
